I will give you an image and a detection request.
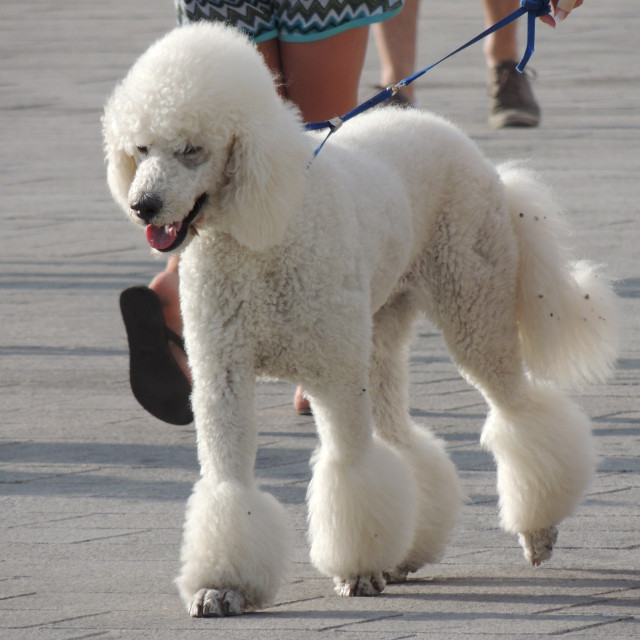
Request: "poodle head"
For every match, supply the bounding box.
[102,23,311,253]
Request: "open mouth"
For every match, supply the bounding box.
[145,193,207,252]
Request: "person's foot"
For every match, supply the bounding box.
[487,61,540,129]
[293,385,312,416]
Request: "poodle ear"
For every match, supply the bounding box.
[217,107,310,251]
[105,145,137,213]
[102,100,137,214]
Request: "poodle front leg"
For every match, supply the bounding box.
[306,378,418,597]
[175,368,290,616]
[177,477,290,616]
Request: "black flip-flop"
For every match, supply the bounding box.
[119,286,193,425]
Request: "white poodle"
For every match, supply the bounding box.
[103,23,618,617]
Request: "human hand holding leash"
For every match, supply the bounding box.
[539,0,583,27]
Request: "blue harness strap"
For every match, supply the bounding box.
[306,0,552,157]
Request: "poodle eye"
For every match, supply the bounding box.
[176,144,206,167]
[136,145,149,155]
[181,144,202,157]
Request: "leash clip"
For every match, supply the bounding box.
[329,117,344,133]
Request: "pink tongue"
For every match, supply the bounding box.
[146,221,182,250]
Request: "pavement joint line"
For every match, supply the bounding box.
[0,592,37,602]
[547,616,637,636]
[535,586,640,615]
[6,513,99,529]
[69,529,154,545]
[0,466,105,485]
[318,612,405,632]
[9,612,111,631]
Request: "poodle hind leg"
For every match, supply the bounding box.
[481,385,595,565]
[519,526,558,567]
[419,217,595,565]
[369,293,463,581]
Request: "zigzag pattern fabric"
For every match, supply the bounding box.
[175,0,404,43]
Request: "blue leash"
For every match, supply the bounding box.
[306,0,552,158]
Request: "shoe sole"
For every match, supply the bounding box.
[120,286,193,425]
[489,109,540,129]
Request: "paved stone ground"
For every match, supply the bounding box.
[1,1,638,638]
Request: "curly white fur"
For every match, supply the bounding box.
[481,385,597,536]
[307,436,417,581]
[501,164,619,386]
[176,479,290,612]
[103,23,618,616]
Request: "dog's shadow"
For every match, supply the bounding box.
[258,570,640,625]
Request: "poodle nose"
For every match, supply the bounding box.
[130,193,163,223]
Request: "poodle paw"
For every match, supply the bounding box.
[333,572,386,597]
[384,564,410,584]
[188,588,247,617]
[518,525,559,566]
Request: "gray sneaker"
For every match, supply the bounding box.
[487,60,540,129]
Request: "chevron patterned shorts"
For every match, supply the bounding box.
[175,0,404,43]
